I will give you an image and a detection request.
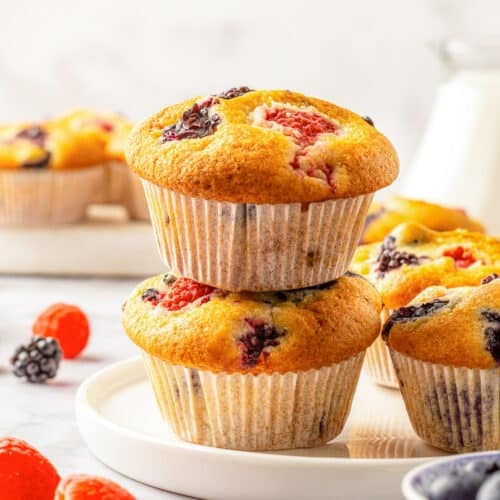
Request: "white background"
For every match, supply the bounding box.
[0,0,498,178]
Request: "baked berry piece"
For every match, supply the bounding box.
[11,336,62,383]
[123,271,381,450]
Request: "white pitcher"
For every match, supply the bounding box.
[401,39,500,234]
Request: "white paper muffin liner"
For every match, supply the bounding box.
[391,350,500,453]
[126,172,150,220]
[142,179,373,291]
[364,309,399,389]
[0,166,104,227]
[93,161,129,205]
[141,351,365,451]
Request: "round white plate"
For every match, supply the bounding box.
[76,357,450,500]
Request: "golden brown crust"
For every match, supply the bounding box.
[351,223,500,310]
[126,89,399,203]
[122,273,382,374]
[0,109,132,170]
[385,281,500,369]
[361,195,485,244]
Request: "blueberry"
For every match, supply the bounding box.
[427,471,483,500]
[477,471,500,500]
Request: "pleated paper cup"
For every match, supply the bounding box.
[142,179,373,291]
[126,172,150,220]
[93,161,129,205]
[365,309,399,389]
[0,166,104,227]
[391,350,500,453]
[141,351,365,451]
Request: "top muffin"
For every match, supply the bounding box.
[126,88,399,203]
[361,195,485,244]
[0,109,131,170]
[351,222,500,310]
[384,277,500,369]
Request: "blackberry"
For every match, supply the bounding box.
[11,336,62,383]
[375,235,426,276]
[481,273,499,285]
[141,288,162,305]
[363,116,375,127]
[162,273,177,286]
[481,310,500,363]
[238,320,285,368]
[16,125,47,146]
[382,299,449,340]
[162,98,221,142]
[217,86,253,99]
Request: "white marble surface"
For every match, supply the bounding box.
[0,275,191,499]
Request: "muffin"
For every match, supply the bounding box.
[384,278,500,452]
[361,195,485,244]
[122,271,381,450]
[126,87,399,291]
[351,223,500,387]
[0,109,127,226]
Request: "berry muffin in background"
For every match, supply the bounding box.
[122,271,381,450]
[384,278,500,453]
[0,109,128,227]
[361,195,485,244]
[126,87,399,291]
[351,222,500,387]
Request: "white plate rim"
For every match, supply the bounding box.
[75,356,435,469]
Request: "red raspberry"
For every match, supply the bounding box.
[265,108,338,147]
[55,474,135,500]
[443,246,477,269]
[161,277,214,311]
[33,303,90,359]
[0,437,60,500]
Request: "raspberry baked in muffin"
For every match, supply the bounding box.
[0,109,130,226]
[126,87,399,291]
[361,195,484,244]
[351,222,500,387]
[122,271,381,450]
[384,278,500,452]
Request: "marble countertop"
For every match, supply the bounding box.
[0,275,190,499]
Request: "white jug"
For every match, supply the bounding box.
[401,39,500,234]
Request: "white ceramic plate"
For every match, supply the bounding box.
[76,357,450,500]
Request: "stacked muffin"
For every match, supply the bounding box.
[123,87,399,450]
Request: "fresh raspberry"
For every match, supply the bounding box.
[33,303,90,359]
[96,120,114,132]
[0,437,60,500]
[443,246,477,269]
[55,474,135,500]
[265,108,338,147]
[161,277,214,311]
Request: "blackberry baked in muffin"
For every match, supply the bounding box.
[0,109,130,226]
[126,87,399,291]
[384,278,500,452]
[122,271,382,450]
[351,222,500,387]
[361,195,484,244]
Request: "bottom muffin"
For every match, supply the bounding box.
[384,277,500,453]
[122,272,382,450]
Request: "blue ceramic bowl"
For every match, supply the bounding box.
[402,451,500,499]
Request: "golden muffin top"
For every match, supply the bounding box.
[351,223,500,310]
[0,109,132,170]
[361,195,485,244]
[384,277,500,369]
[122,272,382,374]
[126,88,399,204]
